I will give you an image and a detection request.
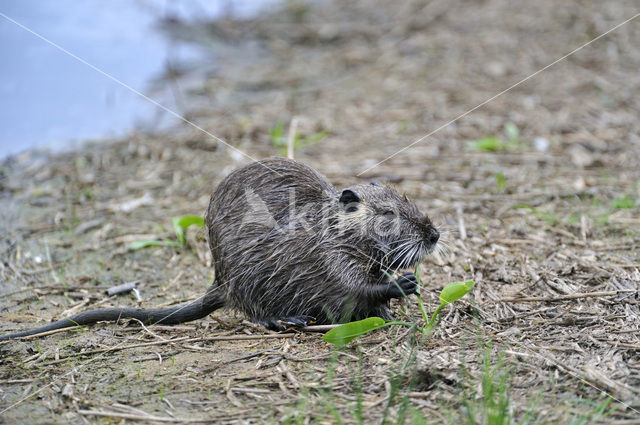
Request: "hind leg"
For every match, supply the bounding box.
[369,305,392,320]
[254,315,315,331]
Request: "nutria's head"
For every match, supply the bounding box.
[336,182,439,270]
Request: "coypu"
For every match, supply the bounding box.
[0,158,439,340]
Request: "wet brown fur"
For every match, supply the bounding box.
[0,158,438,339]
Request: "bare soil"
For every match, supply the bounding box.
[1,0,640,423]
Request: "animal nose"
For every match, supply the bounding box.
[428,230,439,244]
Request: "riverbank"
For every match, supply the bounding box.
[2,0,640,423]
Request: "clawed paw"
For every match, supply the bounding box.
[257,315,315,331]
[386,272,419,299]
[278,315,315,327]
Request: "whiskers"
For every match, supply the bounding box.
[384,237,434,271]
[346,231,444,277]
[384,237,418,269]
[434,227,453,258]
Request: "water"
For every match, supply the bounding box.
[0,0,277,159]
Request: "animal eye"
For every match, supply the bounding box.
[383,210,395,216]
[346,206,358,213]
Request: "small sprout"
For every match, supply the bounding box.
[74,156,88,170]
[425,280,475,332]
[567,212,580,225]
[129,215,205,250]
[439,281,475,304]
[612,195,635,210]
[128,240,181,250]
[172,215,205,246]
[496,171,506,193]
[514,204,559,225]
[397,120,409,133]
[597,213,610,228]
[269,122,285,145]
[270,121,328,155]
[469,124,521,152]
[468,136,503,152]
[504,122,519,143]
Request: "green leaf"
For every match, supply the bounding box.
[173,215,205,246]
[439,281,475,305]
[467,136,502,152]
[176,215,205,229]
[468,135,520,152]
[322,317,387,345]
[298,130,328,147]
[128,240,181,251]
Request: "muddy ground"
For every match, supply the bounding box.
[1,0,640,423]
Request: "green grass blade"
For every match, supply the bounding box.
[128,239,181,250]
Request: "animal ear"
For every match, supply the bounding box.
[339,189,360,205]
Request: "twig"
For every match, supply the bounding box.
[456,206,466,240]
[37,333,298,364]
[131,288,142,302]
[0,378,38,384]
[60,299,90,317]
[106,280,139,296]
[501,290,635,303]
[45,242,60,283]
[77,409,210,423]
[547,226,579,240]
[301,324,340,332]
[126,318,166,341]
[287,117,298,160]
[131,351,178,363]
[580,214,588,241]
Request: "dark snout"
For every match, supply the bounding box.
[422,217,439,245]
[426,227,439,245]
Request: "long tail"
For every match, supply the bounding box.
[0,285,225,342]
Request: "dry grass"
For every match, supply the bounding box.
[1,0,640,423]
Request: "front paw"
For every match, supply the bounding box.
[385,272,419,299]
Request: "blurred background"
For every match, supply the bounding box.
[0,0,278,157]
[1,0,638,170]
